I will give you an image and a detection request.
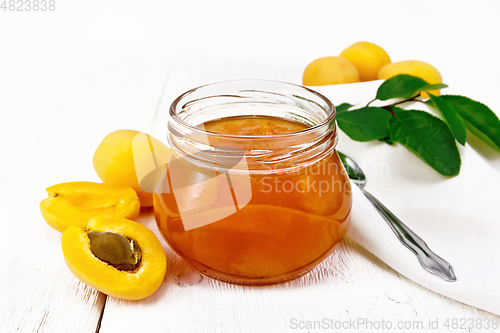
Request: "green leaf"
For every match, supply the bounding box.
[391,106,406,115]
[428,94,467,145]
[335,103,354,114]
[420,83,448,92]
[378,137,394,145]
[376,74,448,100]
[389,110,461,176]
[439,95,500,151]
[336,107,392,142]
[377,75,427,100]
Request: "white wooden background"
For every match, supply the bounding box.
[1,1,500,332]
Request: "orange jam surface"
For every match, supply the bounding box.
[203,116,309,135]
[153,116,352,283]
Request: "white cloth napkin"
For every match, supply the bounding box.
[310,81,500,316]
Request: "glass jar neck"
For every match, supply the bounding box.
[167,80,337,174]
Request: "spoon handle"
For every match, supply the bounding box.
[360,188,456,282]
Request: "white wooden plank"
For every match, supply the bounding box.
[1,12,499,330]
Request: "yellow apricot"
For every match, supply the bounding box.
[93,130,172,207]
[339,41,391,82]
[303,56,360,86]
[62,216,167,300]
[378,60,442,98]
[40,182,140,232]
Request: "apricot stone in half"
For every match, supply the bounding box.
[40,182,140,232]
[62,216,167,300]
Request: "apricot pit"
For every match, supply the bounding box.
[87,231,142,271]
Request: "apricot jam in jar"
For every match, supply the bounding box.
[153,80,352,285]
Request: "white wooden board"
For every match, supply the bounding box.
[2,1,500,330]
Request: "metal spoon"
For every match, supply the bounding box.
[338,151,457,282]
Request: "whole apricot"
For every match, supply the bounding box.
[93,130,172,207]
[339,41,391,82]
[40,182,140,232]
[378,60,442,98]
[62,216,167,300]
[303,56,360,86]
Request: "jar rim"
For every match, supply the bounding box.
[169,79,336,139]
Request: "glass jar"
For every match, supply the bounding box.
[153,80,352,285]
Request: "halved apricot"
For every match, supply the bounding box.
[40,182,140,232]
[62,216,167,300]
